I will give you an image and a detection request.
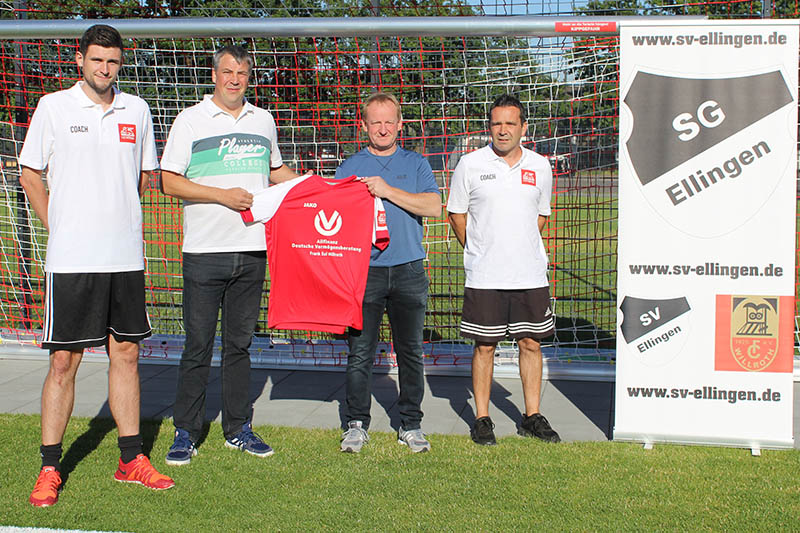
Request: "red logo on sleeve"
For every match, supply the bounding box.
[521,169,536,186]
[118,124,136,143]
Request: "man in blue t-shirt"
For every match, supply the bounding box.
[335,92,440,453]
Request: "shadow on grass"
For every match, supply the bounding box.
[60,414,115,485]
[60,408,166,485]
[244,367,408,432]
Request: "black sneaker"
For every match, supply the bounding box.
[518,413,561,443]
[470,416,497,446]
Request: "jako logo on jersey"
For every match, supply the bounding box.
[521,169,536,186]
[118,124,136,143]
[314,210,342,236]
[377,210,387,227]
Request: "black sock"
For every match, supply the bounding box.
[40,443,63,472]
[118,434,143,464]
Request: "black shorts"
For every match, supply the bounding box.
[42,271,152,351]
[460,287,554,343]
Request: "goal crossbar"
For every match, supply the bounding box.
[0,15,706,39]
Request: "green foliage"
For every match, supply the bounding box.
[577,0,797,17]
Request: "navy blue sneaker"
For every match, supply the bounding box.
[225,422,274,457]
[165,428,197,466]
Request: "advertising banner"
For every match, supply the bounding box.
[616,21,797,449]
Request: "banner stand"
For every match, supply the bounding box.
[615,20,798,451]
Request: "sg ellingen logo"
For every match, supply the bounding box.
[621,69,795,238]
[314,210,342,237]
[714,295,793,373]
[623,71,793,186]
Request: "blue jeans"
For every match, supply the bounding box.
[173,251,266,441]
[346,260,429,430]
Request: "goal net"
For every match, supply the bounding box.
[0,0,796,374]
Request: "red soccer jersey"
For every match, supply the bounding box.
[241,174,389,333]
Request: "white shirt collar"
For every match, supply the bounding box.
[201,94,255,119]
[70,82,125,109]
[486,143,529,168]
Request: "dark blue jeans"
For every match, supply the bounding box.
[173,251,266,441]
[346,259,429,430]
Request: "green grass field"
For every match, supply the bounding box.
[2,413,798,532]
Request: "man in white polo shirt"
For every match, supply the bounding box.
[160,45,299,465]
[19,24,174,507]
[447,94,561,446]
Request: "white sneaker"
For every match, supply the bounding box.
[397,427,431,453]
[340,421,369,453]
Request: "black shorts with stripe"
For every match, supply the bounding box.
[460,286,554,343]
[42,271,152,351]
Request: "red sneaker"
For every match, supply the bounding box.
[29,466,62,507]
[114,454,175,490]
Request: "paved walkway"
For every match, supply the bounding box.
[1,355,797,448]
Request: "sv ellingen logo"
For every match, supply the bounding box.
[619,295,690,343]
[618,295,691,367]
[314,210,342,236]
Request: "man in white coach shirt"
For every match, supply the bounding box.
[20,24,174,507]
[447,94,561,446]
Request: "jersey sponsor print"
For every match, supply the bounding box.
[242,174,389,333]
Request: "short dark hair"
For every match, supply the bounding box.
[213,45,254,72]
[79,24,123,55]
[488,94,527,124]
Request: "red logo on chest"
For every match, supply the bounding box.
[521,169,536,186]
[118,124,136,143]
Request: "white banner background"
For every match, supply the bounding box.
[616,20,797,449]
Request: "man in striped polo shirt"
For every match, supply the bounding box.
[160,45,299,465]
